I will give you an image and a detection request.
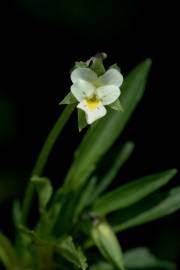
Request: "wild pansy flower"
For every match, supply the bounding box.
[70,67,123,124]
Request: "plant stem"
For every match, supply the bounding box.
[21,104,75,224]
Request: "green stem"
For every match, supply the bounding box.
[21,104,75,224]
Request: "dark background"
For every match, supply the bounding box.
[0,0,179,267]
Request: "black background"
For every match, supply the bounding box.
[0,0,179,267]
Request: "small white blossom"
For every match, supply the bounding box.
[70,67,123,124]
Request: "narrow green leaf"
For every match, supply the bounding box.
[0,233,20,269]
[31,176,53,209]
[59,92,77,105]
[124,247,175,269]
[35,188,64,237]
[12,200,22,227]
[78,109,88,131]
[48,187,64,221]
[74,177,97,221]
[89,261,114,270]
[91,221,124,270]
[109,186,180,232]
[92,169,177,215]
[18,225,55,269]
[93,142,135,199]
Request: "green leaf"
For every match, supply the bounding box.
[108,98,123,111]
[18,225,55,269]
[73,177,97,221]
[48,188,64,222]
[52,59,151,236]
[35,188,64,237]
[89,261,114,270]
[124,247,175,269]
[93,142,135,199]
[91,221,124,270]
[78,109,88,131]
[59,92,77,105]
[57,236,88,270]
[31,176,53,209]
[12,200,22,227]
[109,186,180,232]
[92,169,177,215]
[0,233,21,269]
[19,226,87,269]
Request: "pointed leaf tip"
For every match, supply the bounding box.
[93,168,177,215]
[145,58,152,66]
[170,168,178,175]
[141,58,152,74]
[31,176,53,209]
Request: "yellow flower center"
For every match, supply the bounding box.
[86,97,100,110]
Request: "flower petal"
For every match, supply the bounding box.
[99,69,123,87]
[71,67,98,83]
[71,79,95,102]
[77,100,107,124]
[96,85,120,105]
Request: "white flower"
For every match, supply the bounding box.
[70,67,123,124]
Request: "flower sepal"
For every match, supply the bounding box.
[75,61,89,69]
[69,61,89,76]
[108,98,124,111]
[109,63,121,72]
[90,56,106,76]
[78,109,88,132]
[59,92,78,105]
